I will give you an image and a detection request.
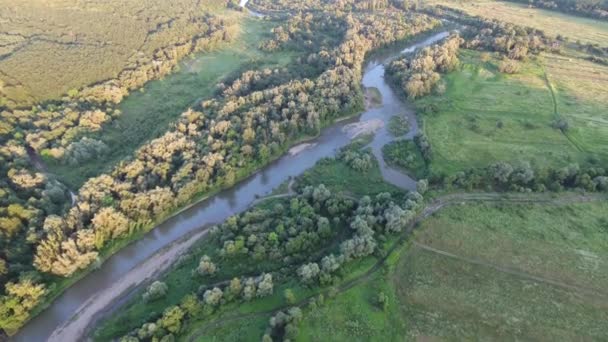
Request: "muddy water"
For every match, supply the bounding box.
[13,30,449,342]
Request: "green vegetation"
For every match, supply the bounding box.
[382,140,427,178]
[93,150,423,341]
[416,50,607,175]
[395,201,608,340]
[0,0,229,105]
[427,0,608,46]
[297,271,405,341]
[298,155,401,197]
[5,0,608,339]
[364,87,382,108]
[387,115,410,136]
[46,18,297,188]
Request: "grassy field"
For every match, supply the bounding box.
[542,53,608,155]
[417,49,607,175]
[426,0,608,46]
[297,158,401,197]
[46,17,296,189]
[0,0,229,105]
[394,201,608,340]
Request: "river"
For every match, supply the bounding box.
[13,28,449,341]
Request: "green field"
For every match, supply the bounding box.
[294,199,608,341]
[395,200,608,340]
[0,0,229,105]
[297,142,402,197]
[426,0,608,46]
[46,17,296,189]
[542,53,608,155]
[416,50,608,175]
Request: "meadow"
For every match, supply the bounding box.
[0,0,229,106]
[394,200,608,340]
[416,49,608,176]
[46,17,297,189]
[542,53,608,156]
[426,0,608,46]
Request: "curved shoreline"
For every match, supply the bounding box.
[14,27,450,341]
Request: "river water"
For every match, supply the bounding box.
[13,29,449,341]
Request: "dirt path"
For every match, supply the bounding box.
[413,241,608,299]
[48,228,210,342]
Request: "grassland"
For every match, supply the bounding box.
[293,199,608,341]
[394,200,608,340]
[542,53,608,155]
[0,0,228,105]
[426,0,608,46]
[297,154,402,197]
[46,17,297,189]
[416,49,608,175]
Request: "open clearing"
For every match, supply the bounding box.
[426,0,608,46]
[417,50,608,175]
[46,17,296,189]
[0,0,228,105]
[394,201,608,340]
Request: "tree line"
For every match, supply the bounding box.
[0,7,441,335]
[0,6,234,336]
[116,182,425,341]
[502,0,608,20]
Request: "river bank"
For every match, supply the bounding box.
[13,24,451,341]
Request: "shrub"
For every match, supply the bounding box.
[498,59,521,74]
[142,281,168,302]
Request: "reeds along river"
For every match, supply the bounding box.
[14,30,450,341]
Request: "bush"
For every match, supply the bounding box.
[142,281,168,302]
[498,59,521,74]
[195,255,217,277]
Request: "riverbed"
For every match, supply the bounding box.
[13,25,449,341]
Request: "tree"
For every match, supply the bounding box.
[227,277,243,299]
[142,281,168,302]
[257,273,274,297]
[180,294,202,317]
[91,207,130,249]
[203,287,223,307]
[195,255,217,277]
[284,289,296,305]
[159,306,184,334]
[297,262,320,283]
[416,179,428,194]
[376,292,389,311]
[242,277,256,301]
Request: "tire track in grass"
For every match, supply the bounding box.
[412,241,608,300]
[541,65,585,152]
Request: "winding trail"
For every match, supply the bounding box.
[184,191,607,340]
[541,65,584,152]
